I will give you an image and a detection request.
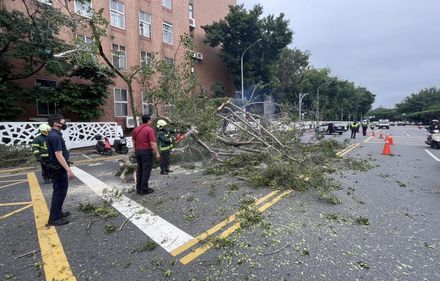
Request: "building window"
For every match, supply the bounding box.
[164,57,175,65]
[35,79,57,116]
[37,0,52,5]
[142,92,154,115]
[76,34,93,45]
[139,11,151,38]
[114,88,128,117]
[140,51,153,67]
[112,44,126,70]
[189,3,193,19]
[110,0,125,29]
[162,0,172,9]
[75,0,92,18]
[163,22,173,45]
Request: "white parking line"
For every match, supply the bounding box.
[82,154,92,160]
[425,150,440,162]
[71,167,194,253]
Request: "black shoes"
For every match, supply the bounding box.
[160,171,169,175]
[48,217,69,226]
[44,178,52,184]
[62,211,71,217]
[137,188,154,195]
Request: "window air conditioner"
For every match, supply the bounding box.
[189,18,196,28]
[196,52,203,60]
[126,116,140,128]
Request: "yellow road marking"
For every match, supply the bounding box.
[363,136,373,143]
[336,143,358,156]
[180,190,293,265]
[338,143,360,157]
[27,172,76,281]
[0,180,28,189]
[0,201,32,206]
[171,190,281,256]
[0,204,32,220]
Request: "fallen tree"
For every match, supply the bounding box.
[126,36,372,201]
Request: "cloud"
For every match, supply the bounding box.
[238,0,440,107]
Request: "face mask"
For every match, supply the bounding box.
[58,122,67,130]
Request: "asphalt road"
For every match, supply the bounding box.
[1,125,439,281]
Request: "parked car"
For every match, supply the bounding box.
[318,123,347,135]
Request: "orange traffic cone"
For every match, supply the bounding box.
[379,132,384,139]
[371,131,376,137]
[382,140,392,155]
[388,134,394,145]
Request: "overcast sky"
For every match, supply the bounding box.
[238,0,440,108]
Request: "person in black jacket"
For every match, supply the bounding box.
[428,119,439,132]
[32,124,52,184]
[156,120,176,175]
[46,114,74,226]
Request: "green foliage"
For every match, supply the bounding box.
[203,137,371,205]
[0,5,76,120]
[295,68,375,121]
[210,237,235,249]
[272,48,310,103]
[0,6,75,82]
[367,107,399,120]
[78,202,119,219]
[355,216,370,226]
[132,241,158,253]
[237,203,263,228]
[103,224,116,234]
[396,87,440,115]
[59,64,114,121]
[0,144,34,168]
[211,81,226,98]
[202,4,293,89]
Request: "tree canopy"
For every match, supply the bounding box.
[0,2,115,121]
[202,4,293,94]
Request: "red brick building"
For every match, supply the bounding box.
[4,0,235,126]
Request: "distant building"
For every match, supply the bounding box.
[4,0,235,127]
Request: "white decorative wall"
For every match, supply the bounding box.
[0,122,133,149]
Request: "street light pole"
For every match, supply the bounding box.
[298,93,309,121]
[241,38,262,100]
[316,82,331,123]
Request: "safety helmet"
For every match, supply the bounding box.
[156,120,167,128]
[432,119,439,123]
[38,124,51,132]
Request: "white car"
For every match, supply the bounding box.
[378,119,390,129]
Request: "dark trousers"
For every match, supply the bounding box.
[40,159,50,179]
[135,149,153,192]
[362,127,367,136]
[49,170,68,221]
[160,150,171,172]
[351,129,357,139]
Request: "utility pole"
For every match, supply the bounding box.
[240,39,261,100]
[316,81,331,124]
[298,93,309,121]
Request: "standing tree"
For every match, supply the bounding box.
[202,4,293,95]
[0,2,116,121]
